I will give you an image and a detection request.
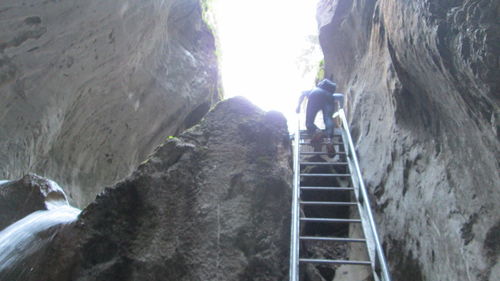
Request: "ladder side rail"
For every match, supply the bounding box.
[337,109,392,281]
[289,114,301,281]
[335,111,378,274]
[342,128,378,273]
[333,111,364,204]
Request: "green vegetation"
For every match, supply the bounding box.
[201,0,224,100]
[217,84,224,100]
[315,59,325,85]
[201,0,216,29]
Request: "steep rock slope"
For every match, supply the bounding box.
[0,0,220,207]
[317,1,499,280]
[5,97,292,281]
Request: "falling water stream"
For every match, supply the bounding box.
[0,179,81,279]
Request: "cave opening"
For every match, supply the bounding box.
[209,0,323,122]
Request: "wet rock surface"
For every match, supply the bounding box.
[318,0,499,280]
[0,173,67,230]
[19,97,292,281]
[0,0,220,207]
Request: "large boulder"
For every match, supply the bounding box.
[0,0,220,207]
[317,1,499,280]
[0,173,68,230]
[15,97,292,281]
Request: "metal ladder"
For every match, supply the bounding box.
[289,109,391,281]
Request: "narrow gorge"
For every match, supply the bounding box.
[0,0,498,281]
[317,0,499,280]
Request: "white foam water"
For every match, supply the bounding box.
[0,205,81,272]
[0,179,80,276]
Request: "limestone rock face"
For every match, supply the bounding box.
[20,97,292,281]
[0,0,220,207]
[318,1,499,280]
[0,174,67,230]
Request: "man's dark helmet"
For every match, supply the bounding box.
[318,79,336,93]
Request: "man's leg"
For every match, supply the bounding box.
[306,96,324,151]
[305,97,320,135]
[323,102,335,139]
[322,102,336,157]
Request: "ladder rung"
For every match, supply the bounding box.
[300,218,361,223]
[300,201,357,206]
[300,142,343,146]
[300,162,348,165]
[300,152,346,155]
[300,173,350,177]
[299,128,342,133]
[299,133,342,137]
[299,130,336,133]
[300,236,366,243]
[300,186,354,191]
[299,258,371,266]
[299,138,342,142]
[299,129,341,133]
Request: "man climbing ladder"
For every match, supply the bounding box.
[296,79,341,156]
[290,101,392,281]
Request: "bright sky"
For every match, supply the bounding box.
[211,0,322,123]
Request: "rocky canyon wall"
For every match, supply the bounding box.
[0,97,292,281]
[0,0,220,207]
[318,0,499,280]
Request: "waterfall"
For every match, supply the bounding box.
[0,179,81,279]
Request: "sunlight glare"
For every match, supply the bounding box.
[212,0,322,122]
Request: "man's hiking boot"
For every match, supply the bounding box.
[325,138,336,158]
[310,132,324,152]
